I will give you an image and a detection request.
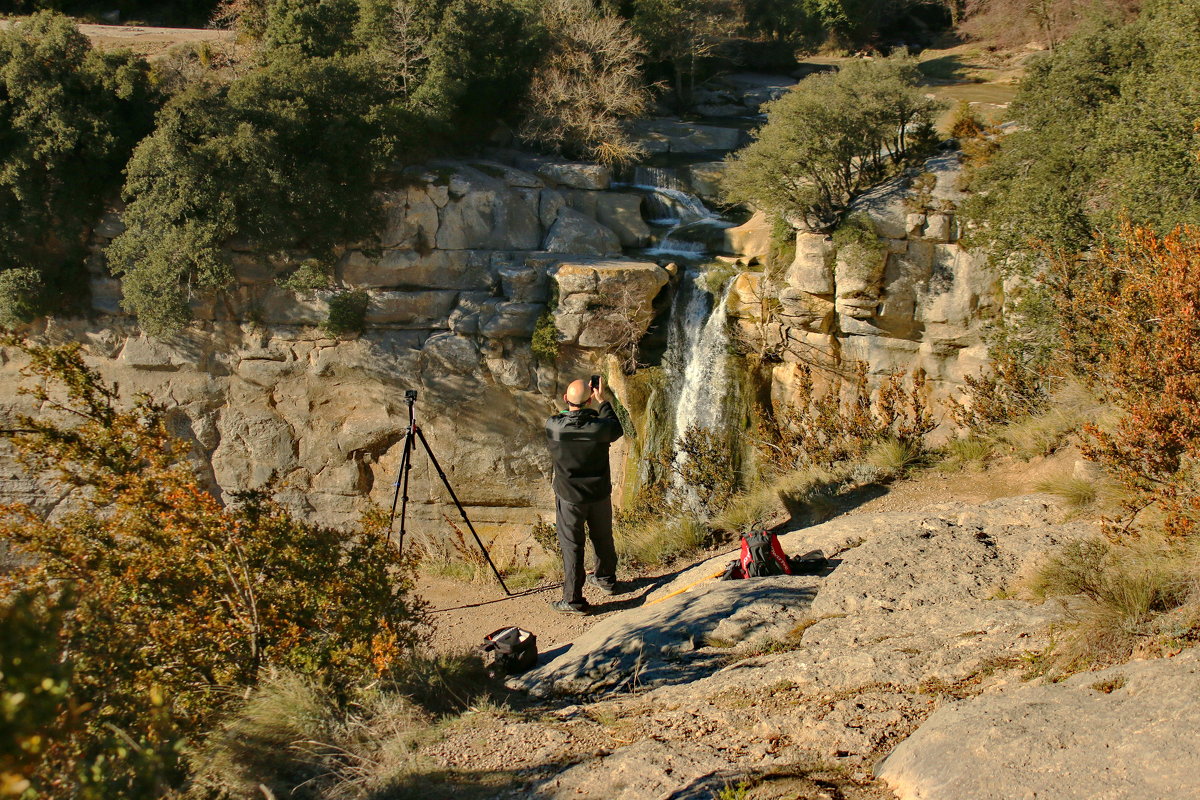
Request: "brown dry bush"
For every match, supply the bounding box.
[519,0,649,166]
[755,363,935,473]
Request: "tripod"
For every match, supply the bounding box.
[389,391,512,596]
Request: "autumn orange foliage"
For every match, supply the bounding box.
[1059,224,1200,539]
[0,341,425,796]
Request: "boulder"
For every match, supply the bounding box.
[258,287,329,326]
[786,232,835,295]
[517,156,612,190]
[550,258,668,348]
[340,249,492,291]
[435,166,541,250]
[594,192,651,248]
[833,245,888,321]
[543,207,621,256]
[478,301,543,339]
[877,652,1200,800]
[363,290,458,326]
[685,161,726,202]
[378,185,440,249]
[721,209,773,260]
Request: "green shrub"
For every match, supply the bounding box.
[722,54,940,229]
[531,310,561,365]
[109,53,392,335]
[322,289,370,336]
[0,12,156,322]
[0,341,427,795]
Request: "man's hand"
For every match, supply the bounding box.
[591,375,605,404]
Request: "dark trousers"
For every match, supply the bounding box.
[556,495,617,606]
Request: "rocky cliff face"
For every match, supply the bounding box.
[1,142,1001,546]
[726,152,998,415]
[0,158,670,553]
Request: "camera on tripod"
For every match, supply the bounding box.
[388,390,511,595]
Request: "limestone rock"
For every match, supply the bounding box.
[877,652,1200,800]
[478,301,542,339]
[721,209,772,260]
[519,157,612,191]
[543,207,621,256]
[786,232,835,295]
[435,166,541,251]
[834,244,888,321]
[340,249,491,291]
[363,290,457,327]
[550,259,667,348]
[593,192,651,248]
[685,161,726,202]
[258,287,329,326]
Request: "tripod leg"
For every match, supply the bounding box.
[414,427,513,596]
[396,431,415,554]
[387,429,414,550]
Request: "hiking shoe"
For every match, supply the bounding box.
[551,599,591,616]
[586,575,625,595]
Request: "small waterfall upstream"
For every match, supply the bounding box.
[622,166,742,507]
[621,166,734,258]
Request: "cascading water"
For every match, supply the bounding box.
[671,278,733,440]
[643,269,736,506]
[620,166,734,258]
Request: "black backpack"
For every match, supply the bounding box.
[480,626,538,676]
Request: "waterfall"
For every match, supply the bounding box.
[672,278,733,442]
[619,166,733,257]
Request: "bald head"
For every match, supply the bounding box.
[565,379,591,407]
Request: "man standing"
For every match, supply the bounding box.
[544,375,625,615]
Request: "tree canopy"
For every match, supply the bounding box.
[0,12,155,327]
[721,54,938,229]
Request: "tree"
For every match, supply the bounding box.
[0,12,155,326]
[1058,225,1200,540]
[108,52,392,335]
[410,0,542,138]
[0,340,426,795]
[519,0,650,166]
[631,0,740,108]
[963,0,1200,370]
[721,53,938,229]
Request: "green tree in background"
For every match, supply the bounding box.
[963,0,1200,375]
[722,54,938,229]
[410,0,542,138]
[0,12,155,327]
[108,50,395,334]
[632,0,741,108]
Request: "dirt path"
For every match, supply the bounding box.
[422,448,1080,654]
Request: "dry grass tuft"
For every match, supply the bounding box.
[938,435,994,471]
[865,437,924,476]
[190,650,507,799]
[616,515,708,569]
[1034,472,1099,509]
[1030,536,1200,673]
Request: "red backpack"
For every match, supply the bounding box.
[725,531,793,579]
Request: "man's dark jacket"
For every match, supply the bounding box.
[545,402,624,504]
